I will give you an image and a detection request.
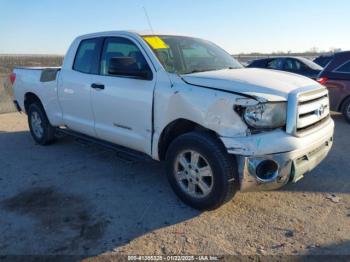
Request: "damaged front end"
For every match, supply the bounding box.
[237,135,333,191]
[220,88,334,192]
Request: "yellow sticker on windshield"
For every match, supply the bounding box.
[143,36,169,49]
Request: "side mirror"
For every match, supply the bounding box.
[108,57,152,80]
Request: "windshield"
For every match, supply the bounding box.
[142,35,243,74]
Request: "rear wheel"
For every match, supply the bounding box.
[28,103,56,145]
[342,97,350,124]
[165,132,238,210]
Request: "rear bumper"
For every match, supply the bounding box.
[221,119,334,192]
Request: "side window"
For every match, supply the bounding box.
[73,38,102,74]
[334,61,350,73]
[100,37,151,77]
[284,59,302,71]
[267,59,283,69]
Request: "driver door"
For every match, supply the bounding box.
[91,37,156,154]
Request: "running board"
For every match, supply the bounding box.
[56,128,153,162]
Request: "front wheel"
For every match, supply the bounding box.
[28,103,56,145]
[165,132,238,210]
[342,97,350,124]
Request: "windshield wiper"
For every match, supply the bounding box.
[184,67,238,75]
[224,66,237,70]
[185,68,217,74]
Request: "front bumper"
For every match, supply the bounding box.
[221,119,334,192]
[238,135,332,191]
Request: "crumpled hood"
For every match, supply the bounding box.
[181,68,323,101]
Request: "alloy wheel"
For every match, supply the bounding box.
[174,150,214,198]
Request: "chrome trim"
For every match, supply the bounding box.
[298,97,328,114]
[298,89,328,102]
[286,91,298,134]
[286,86,330,137]
[296,117,331,137]
[248,159,279,183]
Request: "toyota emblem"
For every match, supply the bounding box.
[317,105,325,117]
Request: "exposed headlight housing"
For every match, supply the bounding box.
[243,102,287,129]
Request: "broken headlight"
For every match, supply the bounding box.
[243,102,287,129]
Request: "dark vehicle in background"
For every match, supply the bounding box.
[247,56,323,79]
[314,54,334,67]
[317,51,350,123]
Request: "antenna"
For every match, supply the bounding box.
[143,6,155,35]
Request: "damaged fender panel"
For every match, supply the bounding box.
[151,74,258,159]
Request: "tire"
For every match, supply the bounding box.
[28,103,56,145]
[165,132,238,210]
[341,97,350,124]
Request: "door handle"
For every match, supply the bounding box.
[91,83,105,90]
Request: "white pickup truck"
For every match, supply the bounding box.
[11,31,334,210]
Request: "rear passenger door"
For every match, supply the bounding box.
[59,38,103,137]
[91,37,156,154]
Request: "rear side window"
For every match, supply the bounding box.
[73,38,103,74]
[334,61,350,73]
[314,56,333,67]
[267,59,283,69]
[283,59,303,71]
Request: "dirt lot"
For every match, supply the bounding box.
[0,112,349,259]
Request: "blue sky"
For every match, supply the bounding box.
[0,0,349,54]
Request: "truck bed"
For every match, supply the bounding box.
[13,67,62,120]
[15,67,61,82]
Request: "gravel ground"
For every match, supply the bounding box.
[0,112,349,259]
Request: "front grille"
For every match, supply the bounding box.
[296,89,330,134]
[295,139,330,165]
[286,87,330,136]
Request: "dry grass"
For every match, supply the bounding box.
[0,55,63,114]
[0,74,16,114]
[0,55,63,74]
